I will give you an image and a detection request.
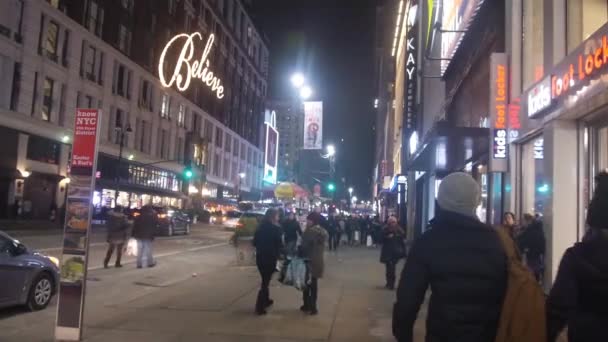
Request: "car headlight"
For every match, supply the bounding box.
[49,256,59,268]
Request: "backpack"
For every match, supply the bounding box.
[494,228,547,342]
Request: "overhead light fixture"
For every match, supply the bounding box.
[19,169,31,178]
[62,135,70,143]
[128,154,134,160]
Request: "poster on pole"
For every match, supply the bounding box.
[55,109,101,341]
[303,101,323,150]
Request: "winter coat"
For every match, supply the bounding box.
[132,209,158,240]
[326,217,338,235]
[547,230,608,342]
[516,221,545,264]
[281,219,301,244]
[253,220,283,269]
[393,210,508,342]
[106,210,129,243]
[301,224,328,278]
[380,224,405,263]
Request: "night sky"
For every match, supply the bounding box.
[251,0,377,199]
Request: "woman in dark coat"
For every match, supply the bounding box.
[300,212,328,315]
[380,216,405,290]
[103,206,129,268]
[252,208,283,315]
[547,172,608,342]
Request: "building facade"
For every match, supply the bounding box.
[268,100,304,183]
[0,0,268,219]
[376,0,608,286]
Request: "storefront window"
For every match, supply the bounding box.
[521,137,548,216]
[116,191,129,207]
[102,189,115,208]
[522,0,545,89]
[567,0,608,52]
[598,126,608,172]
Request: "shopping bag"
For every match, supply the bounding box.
[126,238,138,256]
[354,231,360,242]
[279,257,308,291]
[366,235,373,247]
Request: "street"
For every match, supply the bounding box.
[0,225,422,342]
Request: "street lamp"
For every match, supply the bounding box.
[348,187,353,195]
[352,196,358,204]
[291,73,305,88]
[239,172,246,179]
[326,144,336,157]
[299,86,313,100]
[114,123,132,206]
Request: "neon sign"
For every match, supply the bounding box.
[158,33,224,99]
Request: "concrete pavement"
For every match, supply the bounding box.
[1,236,421,341]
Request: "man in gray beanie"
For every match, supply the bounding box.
[393,172,507,342]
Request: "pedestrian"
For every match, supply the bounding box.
[371,215,383,247]
[501,211,518,238]
[392,172,507,342]
[132,205,158,268]
[300,212,328,315]
[345,215,354,245]
[103,206,129,268]
[516,213,546,282]
[281,211,301,256]
[359,215,369,246]
[547,171,608,342]
[380,216,405,290]
[253,208,283,315]
[337,215,346,247]
[326,213,339,251]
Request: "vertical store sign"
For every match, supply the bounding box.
[404,1,418,131]
[264,124,279,184]
[55,109,101,341]
[303,101,323,150]
[489,53,508,172]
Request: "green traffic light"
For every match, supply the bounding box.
[184,169,193,179]
[327,183,335,191]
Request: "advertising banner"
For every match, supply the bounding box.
[303,101,323,150]
[55,109,101,341]
[264,124,279,184]
[489,53,508,172]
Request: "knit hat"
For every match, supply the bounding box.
[436,172,481,217]
[307,212,322,226]
[587,172,608,229]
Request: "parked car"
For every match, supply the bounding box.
[222,210,242,229]
[0,231,60,311]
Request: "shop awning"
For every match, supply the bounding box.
[95,179,187,199]
[406,121,489,172]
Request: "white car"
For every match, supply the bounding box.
[222,210,242,229]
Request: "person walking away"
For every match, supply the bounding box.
[393,172,507,342]
[359,215,369,246]
[253,208,283,315]
[281,212,301,256]
[501,211,518,238]
[345,215,355,245]
[516,213,546,282]
[132,205,158,268]
[547,172,608,342]
[104,206,129,268]
[337,215,346,247]
[380,216,405,289]
[300,212,328,315]
[326,214,339,251]
[371,215,383,247]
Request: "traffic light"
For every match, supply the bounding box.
[183,167,193,180]
[327,183,335,192]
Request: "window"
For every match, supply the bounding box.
[178,104,185,127]
[61,30,69,66]
[27,135,60,164]
[215,127,223,147]
[139,79,153,111]
[86,0,104,37]
[44,21,59,61]
[225,133,231,152]
[118,24,131,54]
[567,1,608,52]
[58,84,66,126]
[113,62,130,98]
[205,121,213,142]
[159,129,168,159]
[84,45,96,78]
[214,154,221,176]
[161,93,170,118]
[522,0,544,89]
[111,108,126,144]
[520,137,547,216]
[223,156,230,179]
[41,77,54,121]
[176,137,184,162]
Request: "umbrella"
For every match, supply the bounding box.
[274,182,309,199]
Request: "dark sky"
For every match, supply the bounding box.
[251,0,377,199]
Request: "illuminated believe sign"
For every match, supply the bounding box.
[158,33,224,99]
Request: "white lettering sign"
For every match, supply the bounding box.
[158,33,224,99]
[527,77,552,118]
[493,129,507,159]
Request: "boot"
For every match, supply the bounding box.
[103,245,112,268]
[115,246,123,267]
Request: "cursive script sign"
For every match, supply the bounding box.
[158,32,224,99]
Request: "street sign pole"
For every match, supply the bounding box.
[55,109,102,341]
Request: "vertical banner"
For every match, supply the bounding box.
[401,0,418,173]
[489,53,509,172]
[264,123,279,184]
[55,109,101,341]
[303,101,323,150]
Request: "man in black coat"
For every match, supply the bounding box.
[253,208,283,315]
[517,213,546,281]
[393,172,508,342]
[281,212,301,255]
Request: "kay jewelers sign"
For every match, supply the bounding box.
[158,32,225,99]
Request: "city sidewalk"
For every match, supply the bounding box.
[1,245,422,342]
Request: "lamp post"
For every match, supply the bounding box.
[348,187,353,210]
[114,123,132,207]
